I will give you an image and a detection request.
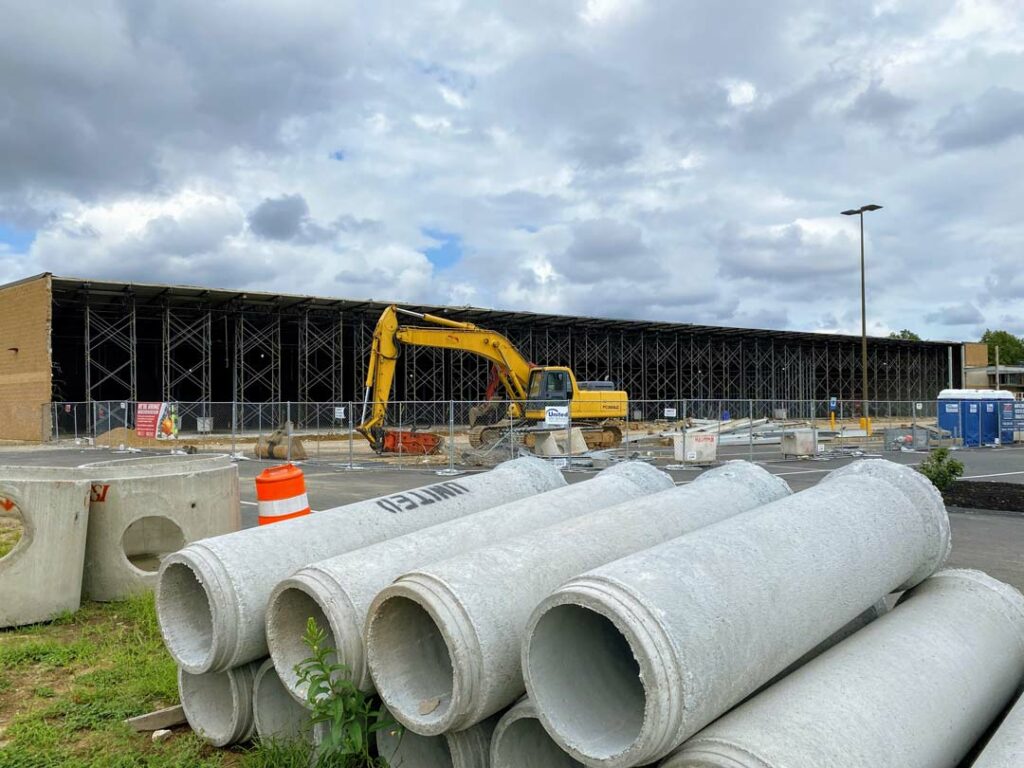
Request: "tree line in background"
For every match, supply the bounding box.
[888,329,1024,365]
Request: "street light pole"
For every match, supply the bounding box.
[842,204,882,431]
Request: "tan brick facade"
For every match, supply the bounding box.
[0,274,52,441]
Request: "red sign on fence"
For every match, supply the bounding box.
[136,402,164,439]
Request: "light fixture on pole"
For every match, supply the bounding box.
[841,204,883,432]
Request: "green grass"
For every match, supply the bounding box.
[0,595,376,768]
[0,521,21,559]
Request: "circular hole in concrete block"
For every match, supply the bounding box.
[121,516,186,573]
[0,496,25,561]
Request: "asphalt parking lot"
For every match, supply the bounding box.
[2,442,1022,590]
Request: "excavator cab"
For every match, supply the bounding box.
[526,368,574,407]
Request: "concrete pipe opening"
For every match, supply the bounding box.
[527,604,644,761]
[495,716,584,767]
[159,561,215,670]
[268,587,336,700]
[370,595,455,731]
[0,497,25,560]
[122,516,185,573]
[253,660,309,741]
[179,668,240,747]
[377,724,454,768]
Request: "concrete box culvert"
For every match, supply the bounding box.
[266,462,672,702]
[157,457,565,675]
[522,459,951,767]
[79,456,240,602]
[252,658,311,744]
[364,461,790,736]
[376,707,498,768]
[973,690,1024,767]
[179,660,261,747]
[491,698,585,768]
[0,475,92,628]
[663,569,1024,768]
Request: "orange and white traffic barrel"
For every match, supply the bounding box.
[255,464,311,525]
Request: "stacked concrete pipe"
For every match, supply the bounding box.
[365,461,790,736]
[157,457,565,675]
[973,691,1024,768]
[78,454,240,601]
[376,709,498,768]
[0,470,92,627]
[266,461,673,701]
[663,569,1024,768]
[523,459,951,767]
[491,698,584,768]
[252,659,311,743]
[178,660,261,747]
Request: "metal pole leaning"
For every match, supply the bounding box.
[437,399,460,477]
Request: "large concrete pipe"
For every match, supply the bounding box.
[663,569,1024,768]
[266,462,672,701]
[523,459,951,767]
[365,461,790,736]
[376,710,498,768]
[78,455,240,601]
[973,692,1024,767]
[0,473,92,627]
[491,698,584,768]
[179,660,261,747]
[157,457,564,674]
[252,658,310,743]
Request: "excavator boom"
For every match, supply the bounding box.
[357,305,534,450]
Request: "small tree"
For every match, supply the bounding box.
[888,329,922,341]
[918,447,964,492]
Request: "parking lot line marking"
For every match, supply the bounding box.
[962,471,1024,479]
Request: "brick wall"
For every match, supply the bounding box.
[0,275,52,441]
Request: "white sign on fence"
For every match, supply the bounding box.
[334,406,346,421]
[664,407,677,418]
[544,405,569,427]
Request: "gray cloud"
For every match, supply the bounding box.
[847,80,914,124]
[248,194,310,241]
[934,87,1024,150]
[925,302,985,325]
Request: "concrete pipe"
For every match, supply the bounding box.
[178,660,261,747]
[376,710,498,768]
[523,459,951,767]
[663,569,1024,768]
[491,698,584,768]
[78,455,240,601]
[252,658,311,743]
[0,474,92,628]
[365,461,790,736]
[267,462,672,701]
[158,457,564,674]
[973,692,1024,768]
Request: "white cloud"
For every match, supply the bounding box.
[0,1,1021,341]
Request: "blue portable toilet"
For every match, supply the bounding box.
[937,389,1015,446]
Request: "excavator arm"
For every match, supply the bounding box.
[357,305,535,451]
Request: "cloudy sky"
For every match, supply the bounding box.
[1,0,1021,341]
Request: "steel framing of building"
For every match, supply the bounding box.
[47,276,958,419]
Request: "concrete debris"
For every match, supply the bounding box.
[151,729,174,743]
[265,462,672,702]
[364,461,790,736]
[663,570,1024,768]
[156,457,565,674]
[522,460,950,766]
[125,705,186,732]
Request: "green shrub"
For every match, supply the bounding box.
[918,447,964,491]
[295,617,398,767]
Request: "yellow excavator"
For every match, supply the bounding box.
[356,305,628,453]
